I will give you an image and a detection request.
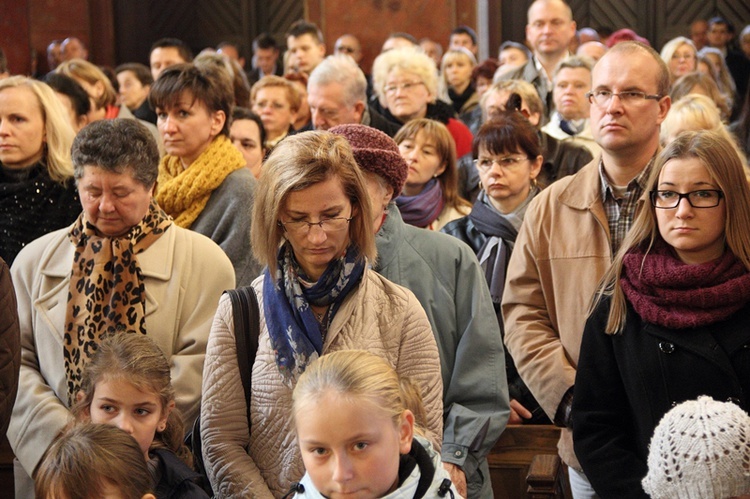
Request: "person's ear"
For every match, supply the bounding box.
[530,155,543,181]
[210,110,226,137]
[157,400,175,433]
[142,494,157,499]
[353,101,366,123]
[655,95,671,125]
[75,391,91,420]
[434,161,448,178]
[398,410,415,454]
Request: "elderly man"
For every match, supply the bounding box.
[286,20,326,75]
[497,0,577,117]
[334,34,363,65]
[502,41,670,498]
[307,55,400,136]
[542,56,600,156]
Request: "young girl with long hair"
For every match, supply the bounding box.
[73,333,208,499]
[291,350,459,499]
[571,130,750,497]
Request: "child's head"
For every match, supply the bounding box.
[73,333,185,462]
[642,396,750,499]
[35,423,156,499]
[292,350,418,498]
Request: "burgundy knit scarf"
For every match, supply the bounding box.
[621,239,750,329]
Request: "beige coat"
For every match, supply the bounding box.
[201,270,443,498]
[9,224,234,480]
[502,157,613,470]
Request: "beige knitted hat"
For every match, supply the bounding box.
[642,396,750,499]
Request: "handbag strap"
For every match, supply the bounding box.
[225,286,260,429]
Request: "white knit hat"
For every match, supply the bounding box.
[642,396,750,499]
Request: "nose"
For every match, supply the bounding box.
[99,192,116,213]
[306,222,328,243]
[331,453,354,483]
[675,196,694,218]
[114,414,134,435]
[160,115,177,134]
[0,119,8,136]
[312,110,327,130]
[604,93,625,114]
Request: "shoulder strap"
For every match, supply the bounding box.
[225,286,260,430]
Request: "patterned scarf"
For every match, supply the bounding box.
[621,238,750,329]
[64,200,172,404]
[262,242,366,385]
[396,178,445,228]
[155,134,245,228]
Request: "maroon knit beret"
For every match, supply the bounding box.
[329,124,408,196]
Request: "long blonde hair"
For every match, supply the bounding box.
[0,76,74,183]
[592,129,750,334]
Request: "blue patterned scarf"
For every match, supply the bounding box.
[263,242,366,384]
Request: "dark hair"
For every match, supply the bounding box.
[150,37,193,62]
[253,32,278,51]
[499,40,533,60]
[286,20,324,44]
[72,119,159,187]
[708,16,731,30]
[217,40,243,58]
[114,62,154,86]
[43,72,91,117]
[386,32,419,45]
[472,110,542,160]
[231,106,267,147]
[149,62,233,136]
[451,26,477,45]
[472,58,500,83]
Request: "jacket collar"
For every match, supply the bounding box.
[556,158,606,211]
[374,203,406,271]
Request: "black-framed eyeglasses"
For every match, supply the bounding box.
[278,216,354,236]
[473,156,530,172]
[586,90,662,106]
[650,190,724,209]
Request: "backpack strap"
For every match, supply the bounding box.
[226,286,260,430]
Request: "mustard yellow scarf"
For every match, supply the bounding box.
[155,134,246,228]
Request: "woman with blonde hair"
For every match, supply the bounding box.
[659,36,698,82]
[250,75,301,149]
[0,76,80,264]
[200,131,443,498]
[291,350,459,498]
[670,71,732,122]
[572,130,750,497]
[372,47,474,157]
[440,47,479,123]
[660,94,741,155]
[394,118,471,230]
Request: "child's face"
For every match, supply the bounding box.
[87,377,171,459]
[296,391,414,499]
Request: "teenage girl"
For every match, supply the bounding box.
[35,423,156,499]
[73,333,208,499]
[290,350,461,499]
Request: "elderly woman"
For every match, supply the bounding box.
[150,63,261,287]
[443,112,550,427]
[0,76,80,265]
[330,123,510,499]
[372,47,474,157]
[8,119,234,498]
[394,118,471,230]
[250,75,300,149]
[200,131,443,498]
[572,130,750,497]
[660,37,698,83]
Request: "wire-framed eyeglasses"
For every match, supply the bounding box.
[473,156,530,172]
[278,216,354,236]
[586,90,662,106]
[650,190,724,209]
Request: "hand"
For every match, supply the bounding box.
[509,398,533,424]
[443,462,467,498]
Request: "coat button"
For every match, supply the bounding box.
[659,341,675,354]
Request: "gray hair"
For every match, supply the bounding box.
[308,55,368,107]
[554,55,594,79]
[372,47,438,108]
[72,119,160,188]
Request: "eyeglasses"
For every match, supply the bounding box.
[474,156,530,172]
[650,190,724,209]
[585,90,662,107]
[671,53,696,61]
[335,46,356,54]
[278,216,353,236]
[384,81,425,95]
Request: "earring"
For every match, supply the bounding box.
[531,177,538,188]
[478,181,484,191]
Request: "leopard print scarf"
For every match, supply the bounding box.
[63,200,172,404]
[155,134,246,228]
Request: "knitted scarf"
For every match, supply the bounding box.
[396,178,445,228]
[621,239,750,329]
[64,200,172,404]
[263,242,366,385]
[155,135,245,228]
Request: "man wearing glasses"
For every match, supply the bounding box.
[502,41,671,498]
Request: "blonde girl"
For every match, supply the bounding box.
[291,350,459,499]
[73,333,208,499]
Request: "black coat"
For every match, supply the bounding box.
[572,296,750,498]
[151,448,210,499]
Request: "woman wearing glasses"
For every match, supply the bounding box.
[199,131,443,498]
[571,130,750,497]
[659,37,698,83]
[250,75,301,150]
[443,112,548,425]
[372,46,474,157]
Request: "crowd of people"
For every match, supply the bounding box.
[1,0,750,498]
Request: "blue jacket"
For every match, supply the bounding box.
[374,206,510,499]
